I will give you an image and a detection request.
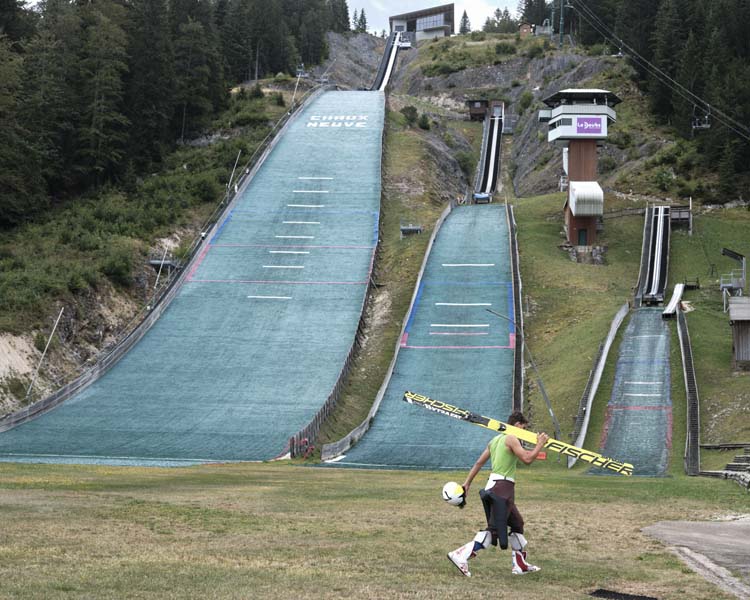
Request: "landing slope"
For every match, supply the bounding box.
[0,91,385,466]
[329,204,515,469]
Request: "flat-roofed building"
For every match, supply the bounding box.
[390,3,454,42]
[729,296,750,370]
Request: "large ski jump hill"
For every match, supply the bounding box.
[0,91,385,466]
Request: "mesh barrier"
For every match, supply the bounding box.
[593,308,671,477]
[0,91,385,465]
[326,204,516,470]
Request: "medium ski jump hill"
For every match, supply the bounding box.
[326,204,517,470]
[0,91,385,466]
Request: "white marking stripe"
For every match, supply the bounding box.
[283,221,320,224]
[442,263,495,267]
[429,332,488,336]
[430,324,490,328]
[623,393,662,397]
[298,177,334,180]
[631,335,664,338]
[247,296,292,300]
[625,381,661,385]
[293,190,329,193]
[269,251,310,254]
[275,235,314,239]
[435,303,492,306]
[288,204,325,208]
[263,265,304,269]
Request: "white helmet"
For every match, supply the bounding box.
[442,481,466,508]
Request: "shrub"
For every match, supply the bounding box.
[273,92,285,106]
[100,238,137,287]
[525,44,544,59]
[417,114,431,130]
[400,105,418,126]
[249,84,264,99]
[495,42,516,55]
[470,31,486,41]
[191,173,222,204]
[274,72,291,82]
[599,155,617,173]
[455,151,474,176]
[518,90,534,113]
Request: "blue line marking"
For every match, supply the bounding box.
[210,211,234,244]
[404,281,424,334]
[506,283,515,334]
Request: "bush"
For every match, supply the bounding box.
[249,84,264,99]
[525,44,544,59]
[274,72,291,82]
[422,62,463,77]
[470,31,486,41]
[400,105,418,126]
[599,155,617,173]
[417,114,431,130]
[518,90,534,113]
[191,173,222,204]
[273,92,285,106]
[100,238,137,287]
[495,42,516,55]
[455,151,474,176]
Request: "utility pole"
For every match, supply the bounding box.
[559,0,565,48]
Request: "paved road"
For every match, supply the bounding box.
[643,516,750,599]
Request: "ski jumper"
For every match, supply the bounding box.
[486,433,524,534]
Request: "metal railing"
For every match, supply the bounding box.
[677,309,701,475]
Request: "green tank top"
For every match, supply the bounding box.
[489,433,518,479]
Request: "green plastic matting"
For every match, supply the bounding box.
[593,308,671,477]
[326,204,516,470]
[0,91,385,466]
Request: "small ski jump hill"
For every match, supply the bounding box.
[595,206,673,476]
[324,204,518,470]
[0,90,385,466]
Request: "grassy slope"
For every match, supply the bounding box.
[0,461,746,600]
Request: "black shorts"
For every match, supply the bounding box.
[486,480,524,534]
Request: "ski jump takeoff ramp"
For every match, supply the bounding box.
[325,204,516,470]
[0,91,385,466]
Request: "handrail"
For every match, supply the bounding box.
[677,309,701,475]
[567,302,630,468]
[506,204,524,411]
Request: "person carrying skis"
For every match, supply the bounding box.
[447,410,548,577]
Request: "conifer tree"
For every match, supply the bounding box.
[459,10,470,34]
[358,8,367,33]
[352,8,358,31]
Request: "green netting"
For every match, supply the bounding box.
[593,308,671,477]
[0,91,385,466]
[327,205,516,470]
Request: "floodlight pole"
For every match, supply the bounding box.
[486,309,563,443]
[559,0,565,48]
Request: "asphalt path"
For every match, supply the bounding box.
[643,515,750,599]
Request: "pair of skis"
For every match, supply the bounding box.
[403,391,633,476]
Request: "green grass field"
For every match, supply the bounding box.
[0,461,746,599]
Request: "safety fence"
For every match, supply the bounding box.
[319,195,463,461]
[0,84,330,434]
[568,302,630,468]
[507,204,524,411]
[677,309,701,475]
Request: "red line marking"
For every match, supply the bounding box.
[609,405,670,410]
[210,244,373,249]
[188,279,367,285]
[403,345,511,349]
[186,245,211,281]
[400,333,409,347]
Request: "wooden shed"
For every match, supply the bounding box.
[466,99,489,121]
[729,296,750,369]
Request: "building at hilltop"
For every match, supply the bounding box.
[389,3,454,42]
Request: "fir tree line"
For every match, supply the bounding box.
[0,0,355,228]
